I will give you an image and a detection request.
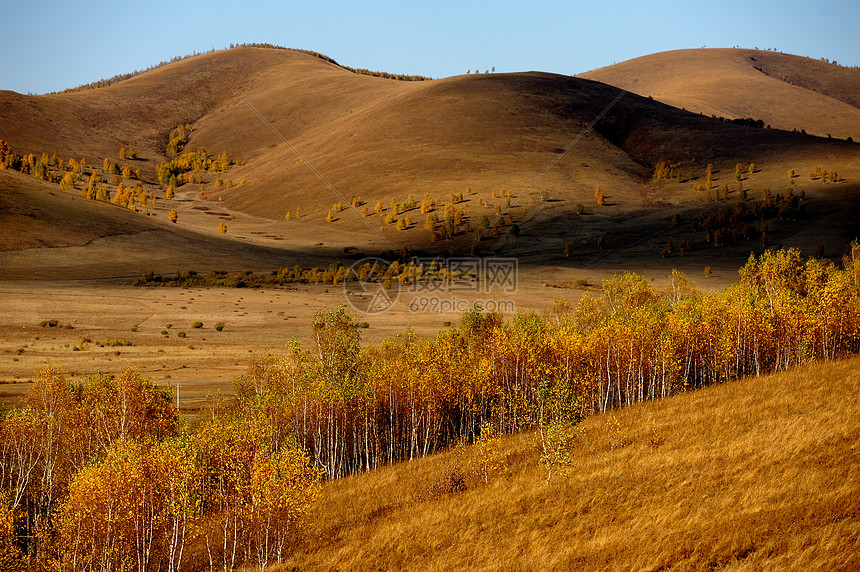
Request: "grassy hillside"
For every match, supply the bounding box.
[0,169,342,279]
[582,48,860,140]
[0,48,301,165]
[0,169,158,251]
[2,45,859,278]
[284,356,860,571]
[183,52,858,234]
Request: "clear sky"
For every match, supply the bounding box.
[2,0,859,94]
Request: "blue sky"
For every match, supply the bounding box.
[2,0,858,94]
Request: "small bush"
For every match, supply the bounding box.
[177,331,187,338]
[214,322,225,332]
[648,421,666,449]
[39,319,59,328]
[192,321,203,329]
[426,465,468,499]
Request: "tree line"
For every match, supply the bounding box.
[234,246,860,481]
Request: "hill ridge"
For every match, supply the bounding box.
[582,48,860,139]
[2,46,859,277]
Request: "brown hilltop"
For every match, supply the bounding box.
[1,46,859,279]
[582,48,860,140]
[187,55,856,225]
[0,48,305,167]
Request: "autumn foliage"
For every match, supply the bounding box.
[234,247,860,481]
[3,247,860,568]
[0,366,320,570]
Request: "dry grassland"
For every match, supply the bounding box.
[284,357,860,571]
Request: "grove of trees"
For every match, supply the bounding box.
[231,246,860,481]
[0,368,320,571]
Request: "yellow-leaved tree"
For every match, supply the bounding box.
[0,491,24,572]
[196,407,321,571]
[470,421,506,484]
[56,437,197,572]
[535,377,583,484]
[248,442,321,568]
[0,491,22,569]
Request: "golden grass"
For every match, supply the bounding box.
[583,48,860,140]
[2,46,859,278]
[281,357,860,571]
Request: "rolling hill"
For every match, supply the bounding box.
[1,46,859,279]
[582,48,860,140]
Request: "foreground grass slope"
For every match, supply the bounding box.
[286,357,860,571]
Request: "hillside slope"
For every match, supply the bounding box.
[582,48,860,140]
[187,54,858,225]
[3,46,855,218]
[0,169,158,252]
[283,357,860,571]
[0,48,309,166]
[0,169,339,280]
[1,46,859,278]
